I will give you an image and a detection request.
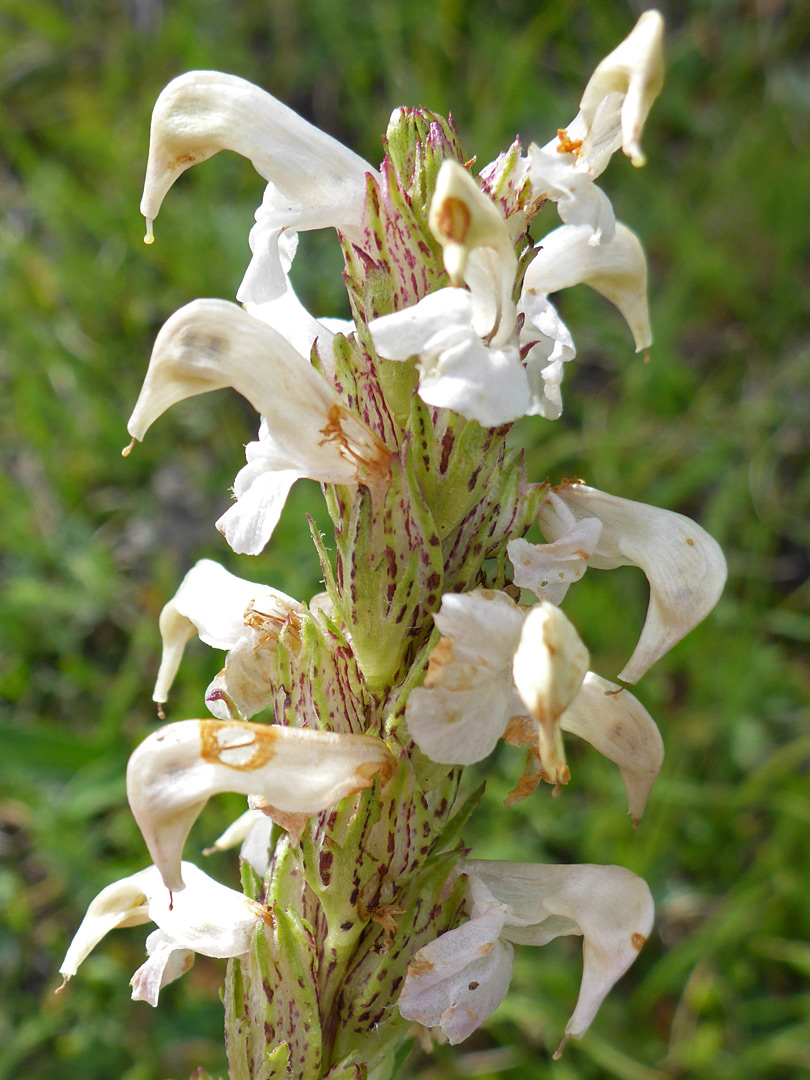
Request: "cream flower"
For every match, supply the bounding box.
[536,483,727,682]
[405,590,588,785]
[140,71,377,303]
[370,161,576,426]
[398,860,654,1053]
[126,718,395,891]
[407,589,662,815]
[125,298,390,554]
[58,861,266,1006]
[151,558,303,720]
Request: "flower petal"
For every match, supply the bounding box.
[519,295,576,420]
[126,719,395,890]
[507,517,602,604]
[417,337,530,427]
[511,603,590,784]
[466,860,654,1047]
[130,930,194,1007]
[59,869,154,982]
[398,884,514,1045]
[560,672,664,820]
[538,484,727,682]
[141,72,375,258]
[369,287,474,362]
[405,591,524,764]
[523,222,651,351]
[578,11,665,168]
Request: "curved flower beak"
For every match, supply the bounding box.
[126,719,395,891]
[523,222,651,352]
[140,70,375,249]
[560,672,664,821]
[579,10,665,169]
[59,862,266,1005]
[538,483,727,683]
[124,299,391,550]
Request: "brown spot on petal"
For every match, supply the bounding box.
[424,637,454,688]
[468,981,480,991]
[436,196,472,243]
[631,932,646,950]
[408,954,435,977]
[199,719,278,771]
[169,152,203,171]
[686,537,695,546]
[476,941,495,955]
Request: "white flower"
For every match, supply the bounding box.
[537,483,727,682]
[523,221,652,352]
[151,558,304,719]
[140,71,377,304]
[398,860,654,1054]
[58,861,266,1006]
[126,718,395,891]
[371,160,577,426]
[577,10,665,170]
[406,591,588,785]
[124,298,390,554]
[406,590,662,815]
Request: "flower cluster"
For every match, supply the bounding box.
[60,11,726,1077]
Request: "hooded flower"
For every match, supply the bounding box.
[406,590,588,785]
[369,160,577,426]
[535,483,727,682]
[126,718,395,891]
[58,861,266,1006]
[406,589,662,815]
[398,860,654,1054]
[151,558,304,720]
[526,8,665,226]
[140,70,378,303]
[125,298,391,553]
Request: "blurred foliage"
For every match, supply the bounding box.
[1,0,809,1077]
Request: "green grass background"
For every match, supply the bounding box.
[1,1,809,1077]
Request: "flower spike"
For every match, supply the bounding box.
[127,719,395,891]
